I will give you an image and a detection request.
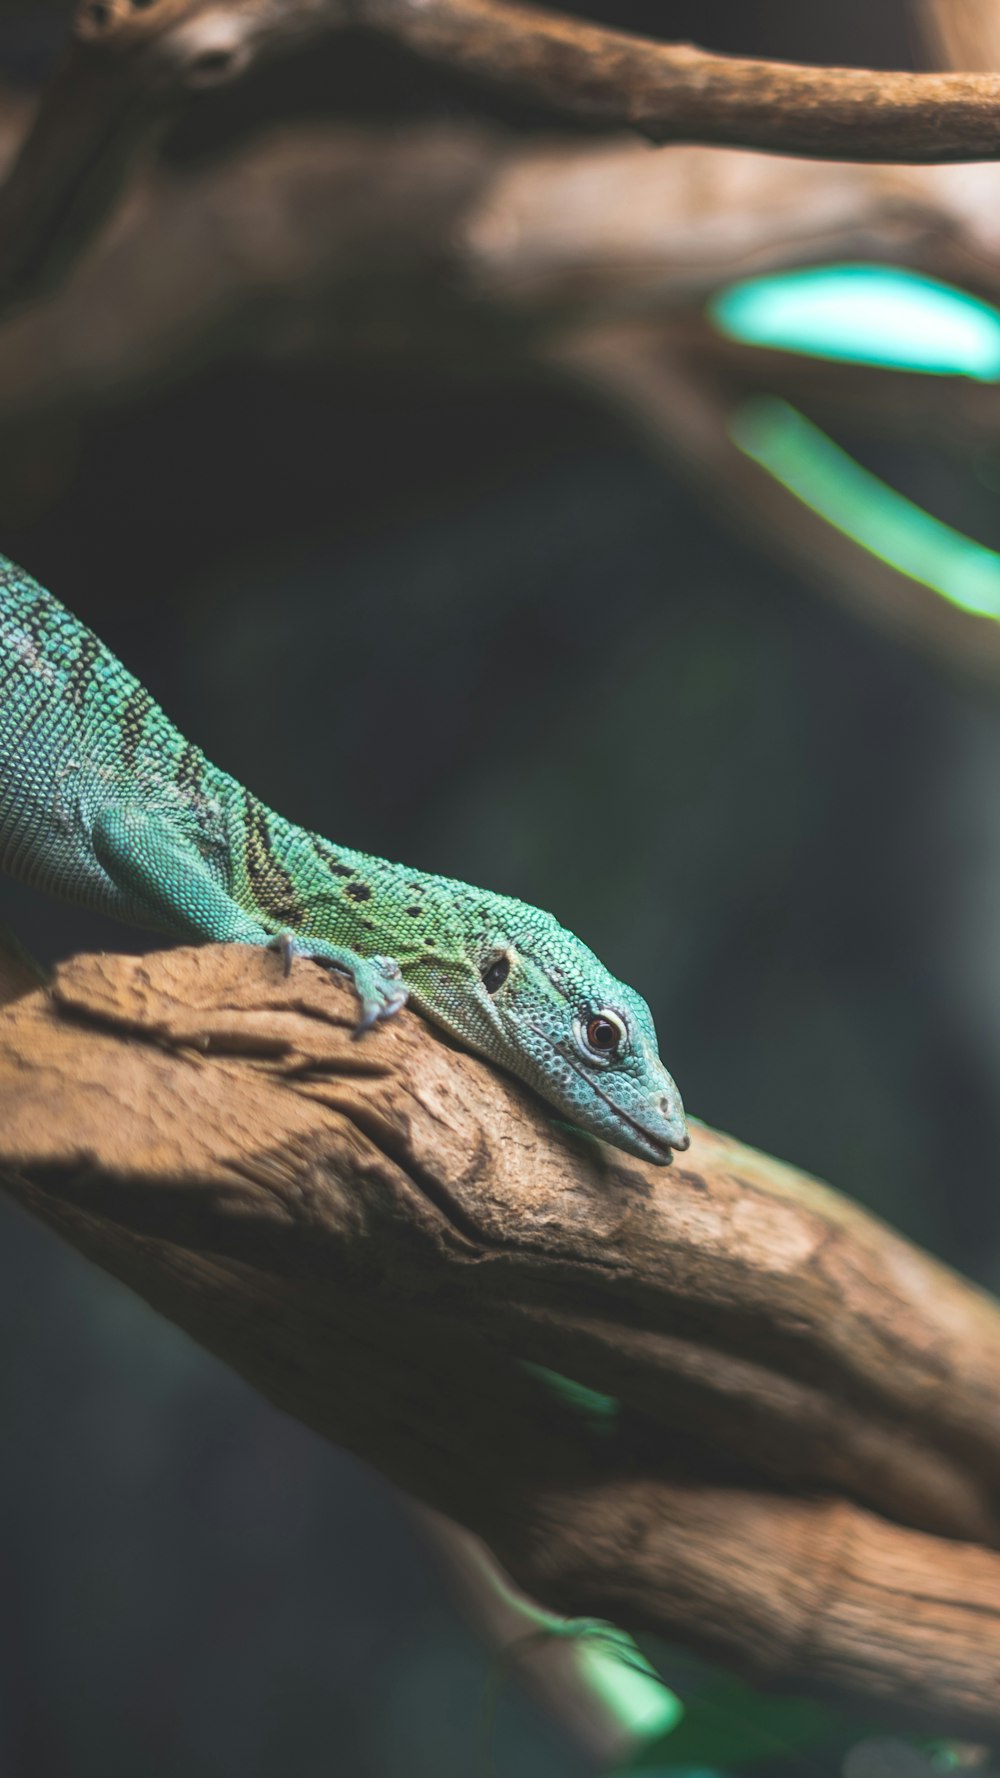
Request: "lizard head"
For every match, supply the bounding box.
[402,887,689,1165]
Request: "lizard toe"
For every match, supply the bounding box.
[369,954,403,982]
[256,935,408,1031]
[351,969,408,1037]
[267,931,297,978]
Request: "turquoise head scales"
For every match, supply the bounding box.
[395,878,689,1165]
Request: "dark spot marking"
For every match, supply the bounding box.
[361,919,375,930]
[424,940,436,950]
[405,906,421,917]
[310,838,354,879]
[345,882,371,902]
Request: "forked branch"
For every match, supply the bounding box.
[5,0,1000,307]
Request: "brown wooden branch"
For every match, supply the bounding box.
[363,0,1000,161]
[4,941,1000,1731]
[6,0,1000,310]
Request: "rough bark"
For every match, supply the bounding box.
[3,941,1000,1732]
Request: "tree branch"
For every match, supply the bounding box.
[4,942,1000,1730]
[363,0,1000,160]
[5,0,1000,309]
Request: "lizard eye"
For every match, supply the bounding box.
[482,953,511,994]
[581,1011,627,1058]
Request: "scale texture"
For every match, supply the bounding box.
[0,556,687,1162]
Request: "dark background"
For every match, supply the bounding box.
[1,3,997,1774]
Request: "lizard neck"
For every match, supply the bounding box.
[224,790,469,968]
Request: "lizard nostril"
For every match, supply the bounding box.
[659,1100,690,1151]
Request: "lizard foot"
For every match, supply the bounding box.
[268,934,408,1033]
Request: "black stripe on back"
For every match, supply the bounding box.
[175,741,205,798]
[65,629,102,709]
[311,836,355,880]
[243,792,305,928]
[119,683,154,769]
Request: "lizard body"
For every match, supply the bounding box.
[0,556,688,1163]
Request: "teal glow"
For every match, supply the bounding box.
[480,1573,681,1750]
[710,265,1000,379]
[730,397,1000,620]
[522,1361,618,1425]
[572,1631,682,1743]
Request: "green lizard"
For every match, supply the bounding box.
[0,555,688,1164]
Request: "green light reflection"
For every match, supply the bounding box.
[710,265,1000,380]
[481,1568,682,1750]
[521,1361,618,1425]
[572,1631,683,1744]
[730,397,1000,621]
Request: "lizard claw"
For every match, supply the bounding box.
[268,931,296,978]
[268,935,408,1032]
[351,956,408,1037]
[352,986,408,1037]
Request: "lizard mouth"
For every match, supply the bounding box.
[549,1041,687,1165]
[624,1122,681,1163]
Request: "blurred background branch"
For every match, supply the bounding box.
[918,0,1000,73]
[2,108,1000,678]
[9,0,1000,312]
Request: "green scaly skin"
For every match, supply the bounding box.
[0,557,688,1164]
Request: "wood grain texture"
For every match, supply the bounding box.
[3,942,1000,1729]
